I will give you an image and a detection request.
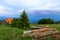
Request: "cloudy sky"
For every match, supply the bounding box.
[0,0,60,17]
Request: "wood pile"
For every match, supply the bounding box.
[22,26,60,40]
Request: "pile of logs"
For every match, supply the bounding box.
[22,26,60,40]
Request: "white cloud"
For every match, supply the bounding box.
[18,9,24,13]
[0,11,12,15]
[4,0,40,6]
[0,5,13,11]
[0,0,60,16]
[0,5,17,16]
[29,0,60,10]
[19,0,40,6]
[3,0,60,10]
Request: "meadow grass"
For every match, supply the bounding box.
[0,24,60,40]
[0,24,32,40]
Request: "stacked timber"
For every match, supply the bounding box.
[22,26,60,40]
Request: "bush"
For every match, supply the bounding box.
[11,18,19,27]
[37,18,54,24]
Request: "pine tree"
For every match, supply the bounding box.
[19,10,30,28]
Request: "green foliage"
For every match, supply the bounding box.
[37,18,54,24]
[11,10,30,28]
[11,18,19,27]
[0,25,32,40]
[19,10,30,28]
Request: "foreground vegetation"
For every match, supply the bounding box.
[0,24,60,40]
[0,24,32,40]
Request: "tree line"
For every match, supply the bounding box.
[37,18,60,24]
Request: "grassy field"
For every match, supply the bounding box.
[31,24,60,31]
[0,24,32,40]
[0,24,60,40]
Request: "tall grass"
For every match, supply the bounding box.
[0,25,32,40]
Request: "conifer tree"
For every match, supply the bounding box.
[19,10,30,28]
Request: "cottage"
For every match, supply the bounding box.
[5,18,13,24]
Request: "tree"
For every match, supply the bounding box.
[19,10,30,28]
[45,18,54,24]
[11,10,30,28]
[37,18,54,24]
[11,18,19,27]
